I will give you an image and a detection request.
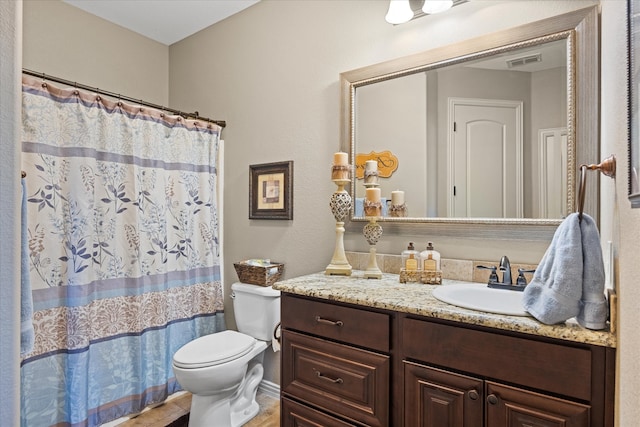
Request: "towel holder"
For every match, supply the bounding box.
[577,154,616,222]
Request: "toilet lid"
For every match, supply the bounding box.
[173,330,256,369]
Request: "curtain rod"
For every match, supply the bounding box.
[22,69,226,129]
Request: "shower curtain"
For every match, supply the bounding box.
[19,75,225,427]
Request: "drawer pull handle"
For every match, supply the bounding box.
[315,316,344,327]
[487,394,499,405]
[468,390,479,400]
[315,370,344,384]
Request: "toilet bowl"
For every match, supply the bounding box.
[172,282,280,427]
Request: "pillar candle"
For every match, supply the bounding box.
[391,190,405,206]
[366,187,381,203]
[333,152,348,166]
[365,160,378,173]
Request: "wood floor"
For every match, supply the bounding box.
[117,390,280,427]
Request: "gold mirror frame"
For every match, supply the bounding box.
[340,6,599,240]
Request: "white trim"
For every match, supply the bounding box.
[258,379,281,400]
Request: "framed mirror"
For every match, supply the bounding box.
[341,6,599,235]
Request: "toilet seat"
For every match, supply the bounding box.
[173,330,256,369]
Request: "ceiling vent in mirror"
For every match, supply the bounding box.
[507,53,542,68]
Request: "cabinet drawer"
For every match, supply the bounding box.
[282,294,390,352]
[282,397,357,427]
[282,330,390,427]
[402,318,592,401]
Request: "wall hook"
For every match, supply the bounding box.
[582,154,616,178]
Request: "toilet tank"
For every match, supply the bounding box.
[231,282,281,341]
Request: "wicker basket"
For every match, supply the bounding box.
[233,261,284,286]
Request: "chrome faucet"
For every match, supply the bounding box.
[499,256,512,285]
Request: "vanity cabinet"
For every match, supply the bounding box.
[401,317,613,427]
[279,293,615,427]
[280,294,391,427]
[405,361,590,427]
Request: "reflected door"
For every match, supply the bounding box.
[538,127,568,219]
[448,98,523,218]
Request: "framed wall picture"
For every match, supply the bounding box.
[629,0,640,207]
[249,161,293,219]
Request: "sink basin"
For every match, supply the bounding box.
[432,283,530,316]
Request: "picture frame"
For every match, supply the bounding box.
[629,0,640,207]
[249,161,293,219]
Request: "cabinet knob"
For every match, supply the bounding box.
[487,394,499,405]
[315,315,344,327]
[468,390,479,400]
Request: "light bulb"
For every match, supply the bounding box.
[385,0,414,24]
[422,0,453,14]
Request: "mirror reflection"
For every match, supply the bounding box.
[353,38,570,220]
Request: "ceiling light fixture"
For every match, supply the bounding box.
[385,0,414,25]
[422,0,453,14]
[386,0,465,24]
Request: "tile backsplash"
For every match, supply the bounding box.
[345,251,537,284]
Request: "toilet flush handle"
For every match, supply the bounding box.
[273,322,281,344]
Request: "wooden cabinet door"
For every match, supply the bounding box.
[485,381,590,427]
[404,361,483,427]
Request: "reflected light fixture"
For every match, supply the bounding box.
[385,0,414,25]
[422,0,453,14]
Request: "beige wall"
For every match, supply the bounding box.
[13,0,640,423]
[599,2,640,425]
[22,0,169,105]
[168,0,602,385]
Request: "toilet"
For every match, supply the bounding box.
[172,282,281,427]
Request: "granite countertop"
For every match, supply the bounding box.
[272,271,616,348]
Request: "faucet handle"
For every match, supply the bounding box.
[516,268,536,287]
[476,265,499,284]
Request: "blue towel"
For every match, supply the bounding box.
[523,212,607,329]
[21,177,35,356]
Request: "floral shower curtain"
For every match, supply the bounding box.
[19,75,225,427]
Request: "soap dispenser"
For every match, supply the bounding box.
[402,242,419,271]
[420,242,441,271]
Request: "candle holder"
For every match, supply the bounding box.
[325,177,353,276]
[331,164,350,181]
[364,169,379,185]
[388,203,407,217]
[363,216,383,279]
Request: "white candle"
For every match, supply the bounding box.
[391,190,405,206]
[366,187,381,203]
[333,152,348,166]
[365,160,378,173]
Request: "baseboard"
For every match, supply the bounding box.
[258,379,280,399]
